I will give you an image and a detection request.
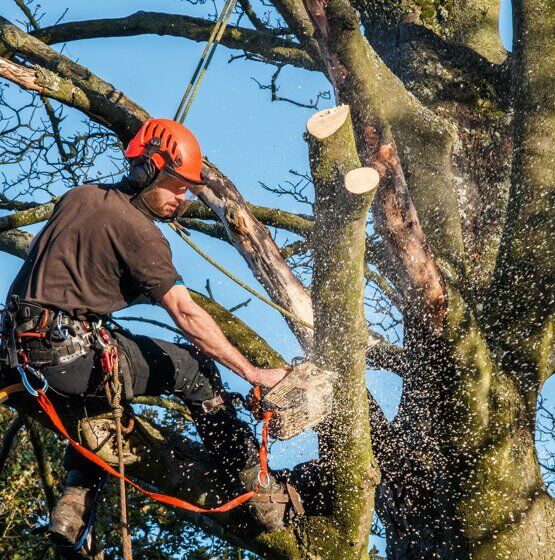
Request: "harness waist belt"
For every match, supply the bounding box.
[1,298,96,367]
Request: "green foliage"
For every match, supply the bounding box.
[0,406,63,560]
[0,405,259,560]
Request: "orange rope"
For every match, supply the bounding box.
[34,389,272,513]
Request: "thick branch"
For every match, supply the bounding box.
[133,396,193,422]
[448,0,507,64]
[270,0,322,61]
[0,55,42,90]
[0,193,40,211]
[31,11,318,71]
[366,338,406,375]
[0,16,401,366]
[190,289,288,368]
[308,104,379,556]
[199,162,315,351]
[0,198,312,237]
[485,0,555,383]
[0,200,55,233]
[0,229,33,259]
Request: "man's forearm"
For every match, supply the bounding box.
[171,300,256,381]
[160,284,288,388]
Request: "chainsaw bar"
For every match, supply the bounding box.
[262,362,337,440]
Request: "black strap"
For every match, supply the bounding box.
[3,301,20,369]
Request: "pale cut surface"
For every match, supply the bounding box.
[344,167,380,194]
[306,104,350,139]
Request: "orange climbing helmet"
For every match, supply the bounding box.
[125,119,204,191]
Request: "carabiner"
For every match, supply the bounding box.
[17,364,48,397]
[257,468,271,489]
[55,312,70,340]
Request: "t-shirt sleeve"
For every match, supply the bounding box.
[127,238,182,303]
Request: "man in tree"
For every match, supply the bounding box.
[3,118,296,556]
[1,0,553,555]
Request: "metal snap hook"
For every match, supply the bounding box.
[17,364,48,396]
[258,468,271,489]
[55,312,70,340]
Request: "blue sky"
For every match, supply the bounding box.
[4,0,553,555]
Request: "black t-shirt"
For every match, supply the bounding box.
[7,181,181,317]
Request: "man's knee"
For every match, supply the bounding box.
[174,345,225,408]
[187,345,220,384]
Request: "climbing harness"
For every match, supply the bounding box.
[0,305,275,511]
[174,0,239,124]
[0,299,95,368]
[170,220,315,330]
[0,301,275,560]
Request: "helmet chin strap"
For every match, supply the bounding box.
[131,192,172,223]
[127,155,170,222]
[127,141,192,222]
[131,178,190,223]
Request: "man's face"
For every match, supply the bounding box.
[141,171,199,218]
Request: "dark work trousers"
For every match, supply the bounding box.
[39,328,260,486]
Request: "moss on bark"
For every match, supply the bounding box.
[307,106,379,558]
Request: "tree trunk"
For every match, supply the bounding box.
[305,104,380,559]
[378,353,555,560]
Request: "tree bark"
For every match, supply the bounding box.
[485,0,555,384]
[307,105,379,558]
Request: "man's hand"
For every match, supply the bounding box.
[247,367,289,389]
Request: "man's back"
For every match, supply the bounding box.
[8,182,180,317]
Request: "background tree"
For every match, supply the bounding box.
[0,0,553,559]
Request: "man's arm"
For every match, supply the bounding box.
[160,284,288,388]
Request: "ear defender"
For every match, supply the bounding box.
[127,158,158,192]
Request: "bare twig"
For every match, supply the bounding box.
[251,65,330,108]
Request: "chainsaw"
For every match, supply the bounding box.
[249,360,337,440]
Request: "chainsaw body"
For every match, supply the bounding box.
[260,361,337,440]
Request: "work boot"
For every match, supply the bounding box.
[47,470,104,559]
[239,466,304,532]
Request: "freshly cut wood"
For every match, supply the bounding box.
[0,58,42,93]
[345,167,380,194]
[306,104,350,139]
